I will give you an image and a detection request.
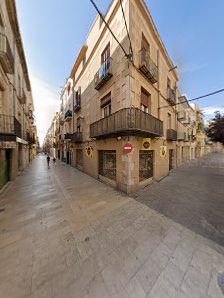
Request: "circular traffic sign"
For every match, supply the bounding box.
[123,143,133,154]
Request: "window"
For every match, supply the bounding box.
[0,9,4,27]
[101,93,111,118]
[141,34,150,62]
[101,43,111,71]
[67,84,71,96]
[77,117,81,133]
[141,87,151,113]
[167,77,171,88]
[18,75,21,97]
[139,150,154,181]
[101,43,110,64]
[99,150,116,181]
[167,113,171,129]
[103,103,111,118]
[74,87,81,111]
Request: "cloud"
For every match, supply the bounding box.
[30,74,60,145]
[201,106,224,116]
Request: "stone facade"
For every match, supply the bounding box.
[0,0,36,189]
[44,0,206,193]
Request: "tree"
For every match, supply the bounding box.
[206,112,224,145]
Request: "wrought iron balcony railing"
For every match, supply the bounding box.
[90,107,163,139]
[64,132,82,143]
[0,33,14,74]
[167,87,176,106]
[74,99,81,113]
[167,129,177,141]
[64,110,73,121]
[139,49,158,84]
[94,57,113,90]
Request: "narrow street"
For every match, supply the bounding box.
[0,155,224,298]
[134,152,224,247]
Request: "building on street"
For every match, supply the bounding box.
[43,0,206,193]
[0,0,36,189]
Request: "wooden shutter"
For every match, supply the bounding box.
[141,88,149,107]
[78,86,81,102]
[100,92,111,108]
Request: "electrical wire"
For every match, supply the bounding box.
[159,88,224,109]
[119,0,133,59]
[90,0,129,59]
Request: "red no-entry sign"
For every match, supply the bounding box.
[123,143,133,154]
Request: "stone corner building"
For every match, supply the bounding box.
[0,0,36,189]
[45,0,206,193]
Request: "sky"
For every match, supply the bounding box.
[16,0,224,144]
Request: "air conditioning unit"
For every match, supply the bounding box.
[177,111,186,121]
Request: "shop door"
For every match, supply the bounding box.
[0,149,10,189]
[99,150,116,181]
[169,149,174,171]
[139,150,154,181]
[66,151,70,164]
[76,149,83,170]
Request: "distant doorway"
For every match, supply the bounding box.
[169,149,174,171]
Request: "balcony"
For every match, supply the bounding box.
[0,33,14,74]
[0,115,22,140]
[64,132,82,143]
[64,110,73,122]
[167,87,176,106]
[94,57,113,90]
[0,114,14,134]
[74,99,81,113]
[90,108,163,139]
[27,132,36,144]
[139,49,158,84]
[167,129,177,141]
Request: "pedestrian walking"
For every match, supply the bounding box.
[53,157,56,164]
[47,155,50,168]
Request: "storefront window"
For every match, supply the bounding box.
[99,150,116,181]
[139,150,153,181]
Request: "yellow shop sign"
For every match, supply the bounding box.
[85,146,94,157]
[160,146,167,158]
[142,138,151,150]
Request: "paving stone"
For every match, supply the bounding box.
[0,156,224,298]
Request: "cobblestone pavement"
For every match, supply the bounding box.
[0,155,224,298]
[134,153,224,249]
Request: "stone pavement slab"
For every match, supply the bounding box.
[134,153,224,249]
[0,156,224,297]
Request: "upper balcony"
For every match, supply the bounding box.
[90,107,163,139]
[27,132,36,144]
[167,129,177,141]
[139,49,158,84]
[0,33,14,74]
[94,57,113,90]
[74,99,81,113]
[167,87,176,106]
[64,110,73,122]
[64,132,82,143]
[0,115,22,138]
